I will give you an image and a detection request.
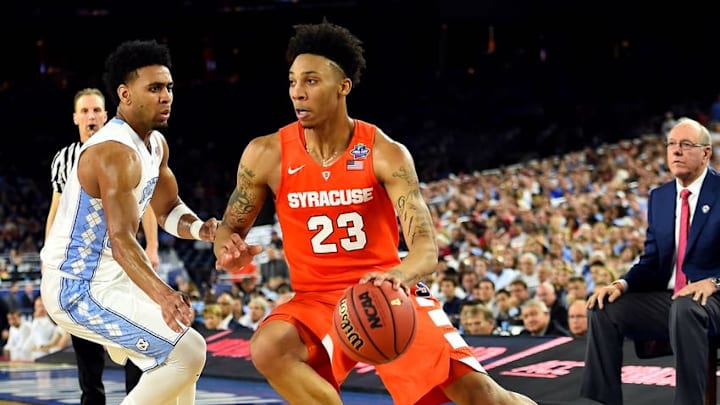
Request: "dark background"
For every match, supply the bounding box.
[0,0,717,211]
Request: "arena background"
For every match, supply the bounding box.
[1,0,718,204]
[0,1,719,403]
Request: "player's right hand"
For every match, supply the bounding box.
[215,232,263,272]
[159,290,193,332]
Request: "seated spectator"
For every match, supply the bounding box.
[195,304,226,337]
[4,282,20,311]
[439,275,463,327]
[567,299,588,337]
[3,309,32,361]
[516,252,540,293]
[458,270,480,301]
[518,299,570,337]
[534,281,569,330]
[239,296,269,331]
[216,292,238,330]
[20,282,36,317]
[508,279,531,309]
[260,245,289,282]
[460,304,497,336]
[28,296,66,360]
[494,288,521,328]
[472,278,498,316]
[565,275,590,305]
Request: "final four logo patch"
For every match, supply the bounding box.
[350,143,369,160]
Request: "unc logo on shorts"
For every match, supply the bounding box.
[136,338,149,351]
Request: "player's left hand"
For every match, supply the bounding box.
[200,218,220,241]
[673,278,718,306]
[359,269,410,295]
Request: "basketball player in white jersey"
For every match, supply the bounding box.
[40,39,218,405]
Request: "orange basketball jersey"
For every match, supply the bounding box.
[275,120,401,293]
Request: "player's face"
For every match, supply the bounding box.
[74,94,107,143]
[126,65,173,130]
[288,53,348,128]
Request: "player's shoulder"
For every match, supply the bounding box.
[248,131,280,150]
[371,126,411,157]
[243,131,281,162]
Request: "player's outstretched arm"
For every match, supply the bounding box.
[214,134,277,272]
[151,134,219,241]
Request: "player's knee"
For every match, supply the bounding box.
[250,333,281,375]
[176,328,207,375]
[250,325,303,377]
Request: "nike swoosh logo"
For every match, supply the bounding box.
[288,165,306,175]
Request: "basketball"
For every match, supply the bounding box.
[332,281,417,365]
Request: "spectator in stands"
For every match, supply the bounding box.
[591,261,618,286]
[509,279,531,309]
[516,252,540,293]
[4,281,20,311]
[259,245,289,283]
[19,282,35,316]
[460,304,497,336]
[3,309,32,361]
[216,292,238,330]
[661,111,678,137]
[268,230,283,250]
[534,281,568,330]
[495,288,521,327]
[28,296,66,360]
[475,278,498,316]
[519,299,570,337]
[487,254,521,292]
[439,275,463,327]
[565,276,590,305]
[459,270,479,301]
[239,296,269,331]
[195,304,225,336]
[567,299,588,337]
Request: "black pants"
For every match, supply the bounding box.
[72,335,144,404]
[71,335,106,405]
[581,292,720,405]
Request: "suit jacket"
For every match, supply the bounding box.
[624,168,720,291]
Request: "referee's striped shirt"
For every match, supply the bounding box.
[50,140,82,193]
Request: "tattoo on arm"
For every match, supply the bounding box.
[393,166,433,245]
[223,164,256,226]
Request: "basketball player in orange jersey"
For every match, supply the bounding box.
[214,21,536,405]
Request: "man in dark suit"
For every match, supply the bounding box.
[581,117,720,405]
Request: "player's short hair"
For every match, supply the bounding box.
[103,39,172,105]
[286,21,366,86]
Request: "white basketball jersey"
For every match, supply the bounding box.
[41,118,162,282]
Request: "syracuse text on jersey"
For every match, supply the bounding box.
[287,188,374,208]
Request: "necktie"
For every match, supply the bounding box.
[674,189,691,293]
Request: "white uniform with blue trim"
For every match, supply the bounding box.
[41,117,182,371]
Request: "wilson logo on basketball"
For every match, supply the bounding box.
[337,297,365,350]
[358,291,383,328]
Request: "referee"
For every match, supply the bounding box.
[45,87,159,403]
